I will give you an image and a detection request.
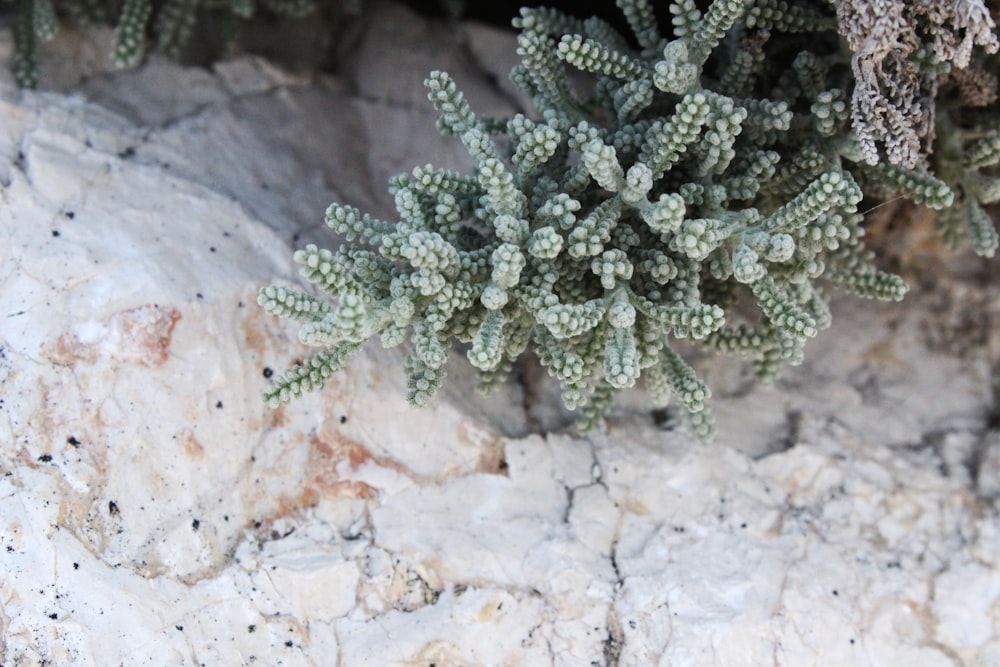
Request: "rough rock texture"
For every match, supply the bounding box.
[1,3,999,666]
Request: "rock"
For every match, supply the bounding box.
[1,3,999,666]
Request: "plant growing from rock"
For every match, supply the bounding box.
[259,0,999,437]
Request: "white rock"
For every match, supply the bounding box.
[242,539,361,622]
[1,4,999,666]
[337,587,552,665]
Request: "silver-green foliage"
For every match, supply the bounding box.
[261,0,996,437]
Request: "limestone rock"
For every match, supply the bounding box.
[1,4,998,666]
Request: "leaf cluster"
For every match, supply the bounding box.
[260,0,999,437]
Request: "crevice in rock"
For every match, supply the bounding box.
[392,566,442,612]
[563,485,575,524]
[514,354,553,434]
[602,593,624,667]
[650,406,680,431]
[970,361,1000,495]
[752,407,802,460]
[600,520,624,666]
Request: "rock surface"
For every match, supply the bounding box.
[1,4,999,665]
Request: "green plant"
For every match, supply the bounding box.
[259,0,999,437]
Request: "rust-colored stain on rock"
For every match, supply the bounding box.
[240,301,270,357]
[179,428,205,458]
[118,305,181,366]
[47,304,181,367]
[305,430,420,501]
[268,404,289,429]
[48,331,99,366]
[261,432,385,525]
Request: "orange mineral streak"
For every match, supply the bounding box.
[119,305,181,366]
[179,428,205,458]
[261,432,385,525]
[240,304,270,357]
[305,430,417,501]
[47,304,182,367]
[268,404,290,429]
[262,419,515,525]
[48,331,98,366]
